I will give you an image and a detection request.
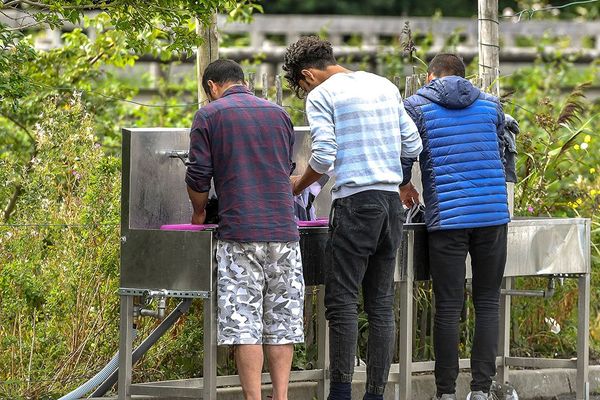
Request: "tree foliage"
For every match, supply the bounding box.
[0,3,259,397]
[0,0,260,220]
[0,0,261,51]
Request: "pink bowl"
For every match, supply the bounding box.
[297,219,329,227]
[160,224,218,231]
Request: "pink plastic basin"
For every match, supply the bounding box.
[159,224,218,231]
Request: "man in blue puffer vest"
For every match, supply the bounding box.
[400,54,510,400]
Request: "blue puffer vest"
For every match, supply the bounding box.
[403,76,510,231]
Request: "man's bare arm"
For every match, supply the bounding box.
[187,186,209,224]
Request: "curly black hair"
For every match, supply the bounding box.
[282,36,337,98]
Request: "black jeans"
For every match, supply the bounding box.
[325,190,403,397]
[429,224,508,396]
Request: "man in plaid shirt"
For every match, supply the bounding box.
[186,59,304,400]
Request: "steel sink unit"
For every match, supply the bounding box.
[118,128,591,400]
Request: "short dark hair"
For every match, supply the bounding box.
[428,53,466,78]
[282,36,337,98]
[201,59,245,98]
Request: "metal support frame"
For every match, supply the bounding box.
[389,274,590,400]
[118,288,209,298]
[577,273,590,400]
[117,247,590,400]
[496,277,512,384]
[317,285,330,400]
[203,292,218,399]
[395,232,414,400]
[118,295,133,400]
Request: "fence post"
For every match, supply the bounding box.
[478,0,500,92]
[262,73,268,99]
[196,13,219,107]
[275,75,283,106]
[248,72,255,93]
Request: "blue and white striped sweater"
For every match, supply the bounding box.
[306,71,422,200]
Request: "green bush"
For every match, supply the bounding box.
[502,55,600,360]
[0,97,121,399]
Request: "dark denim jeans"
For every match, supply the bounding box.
[428,224,508,396]
[325,190,404,398]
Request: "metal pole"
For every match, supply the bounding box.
[317,285,330,400]
[577,273,590,400]
[497,277,512,384]
[118,295,133,400]
[204,291,218,399]
[196,13,219,107]
[396,232,414,400]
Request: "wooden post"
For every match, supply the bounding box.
[196,13,219,107]
[478,0,500,95]
[261,73,268,99]
[248,72,256,93]
[479,0,513,216]
[275,75,283,106]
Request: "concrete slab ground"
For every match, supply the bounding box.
[89,366,600,400]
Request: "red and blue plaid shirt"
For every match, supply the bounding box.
[186,86,299,242]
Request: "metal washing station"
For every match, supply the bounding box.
[117,127,591,400]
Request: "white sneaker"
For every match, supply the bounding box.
[435,395,457,400]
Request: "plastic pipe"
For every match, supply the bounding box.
[88,298,192,398]
[57,329,138,400]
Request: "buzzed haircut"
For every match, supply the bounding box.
[202,59,245,98]
[428,53,466,78]
[282,36,337,98]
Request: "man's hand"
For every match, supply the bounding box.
[290,175,302,196]
[400,182,420,208]
[291,166,324,197]
[191,209,206,225]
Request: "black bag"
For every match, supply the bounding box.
[404,203,425,224]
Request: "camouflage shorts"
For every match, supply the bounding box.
[216,240,305,345]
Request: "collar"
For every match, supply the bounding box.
[221,85,252,98]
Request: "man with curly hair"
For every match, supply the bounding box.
[283,36,422,400]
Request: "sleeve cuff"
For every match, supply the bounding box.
[185,175,211,193]
[308,157,332,175]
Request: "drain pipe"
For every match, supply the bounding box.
[88,298,192,398]
[465,277,556,299]
[56,298,192,400]
[139,291,168,320]
[501,277,556,298]
[57,329,138,400]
